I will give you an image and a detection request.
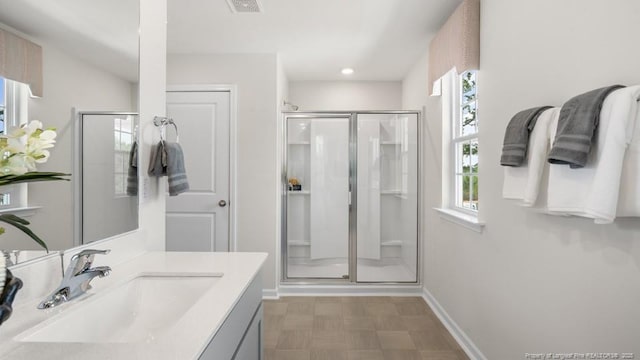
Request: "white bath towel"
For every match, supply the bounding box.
[616,93,640,217]
[503,107,560,207]
[547,85,640,223]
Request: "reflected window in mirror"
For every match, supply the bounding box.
[113,116,135,197]
[80,112,139,244]
[0,77,5,133]
[0,77,30,210]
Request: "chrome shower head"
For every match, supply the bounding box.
[283,100,299,111]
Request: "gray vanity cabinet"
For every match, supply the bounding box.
[232,306,263,360]
[198,274,263,360]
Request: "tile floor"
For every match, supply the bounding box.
[263,296,470,360]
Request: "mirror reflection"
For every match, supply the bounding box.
[80,113,139,244]
[0,0,140,262]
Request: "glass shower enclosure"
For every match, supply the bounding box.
[282,111,419,283]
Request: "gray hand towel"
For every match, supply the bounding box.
[548,85,625,168]
[500,106,553,167]
[165,142,189,196]
[126,141,138,196]
[148,141,167,177]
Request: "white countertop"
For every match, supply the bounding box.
[0,251,267,360]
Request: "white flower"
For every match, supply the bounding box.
[0,120,58,176]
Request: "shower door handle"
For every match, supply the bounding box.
[218,200,227,207]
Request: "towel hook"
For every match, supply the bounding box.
[153,116,180,143]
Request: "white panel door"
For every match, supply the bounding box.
[309,118,350,260]
[165,91,230,252]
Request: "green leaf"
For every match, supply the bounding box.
[0,172,70,186]
[0,213,30,225]
[0,214,48,251]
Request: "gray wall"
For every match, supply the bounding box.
[404,0,640,358]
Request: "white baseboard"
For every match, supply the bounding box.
[278,284,423,297]
[422,287,487,360]
[262,289,279,300]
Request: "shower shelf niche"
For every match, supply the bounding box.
[288,190,310,195]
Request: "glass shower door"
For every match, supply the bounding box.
[285,116,351,279]
[356,113,418,282]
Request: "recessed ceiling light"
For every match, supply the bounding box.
[341,68,354,75]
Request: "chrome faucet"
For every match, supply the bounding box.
[38,249,111,309]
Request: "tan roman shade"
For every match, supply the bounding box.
[428,0,480,95]
[0,28,43,97]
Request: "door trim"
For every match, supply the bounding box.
[166,84,238,251]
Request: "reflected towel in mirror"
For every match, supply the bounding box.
[126,141,138,196]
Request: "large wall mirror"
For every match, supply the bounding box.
[79,112,139,245]
[0,0,140,264]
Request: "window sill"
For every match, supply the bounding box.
[0,206,42,218]
[434,207,485,233]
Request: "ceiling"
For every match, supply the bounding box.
[0,0,139,82]
[168,0,462,81]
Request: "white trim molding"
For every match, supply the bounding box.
[278,284,424,297]
[434,207,484,233]
[262,289,279,300]
[0,206,41,218]
[422,287,487,360]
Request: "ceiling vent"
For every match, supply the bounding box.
[226,0,263,13]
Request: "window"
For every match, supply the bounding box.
[436,69,483,231]
[0,77,29,209]
[0,77,5,134]
[453,71,479,212]
[113,116,134,196]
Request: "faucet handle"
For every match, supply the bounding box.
[68,249,111,276]
[71,249,110,261]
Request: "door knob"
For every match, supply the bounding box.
[218,200,227,207]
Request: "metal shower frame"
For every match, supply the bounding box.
[280,110,422,286]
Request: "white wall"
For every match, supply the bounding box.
[404,0,640,358]
[1,37,135,251]
[289,81,402,111]
[167,53,279,292]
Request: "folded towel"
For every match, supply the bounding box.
[500,106,553,167]
[547,86,640,223]
[126,141,138,196]
[548,85,625,168]
[615,89,640,218]
[165,142,189,196]
[148,141,166,177]
[503,107,559,206]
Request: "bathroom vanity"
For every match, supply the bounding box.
[0,252,267,360]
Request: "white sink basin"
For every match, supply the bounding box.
[17,273,223,343]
